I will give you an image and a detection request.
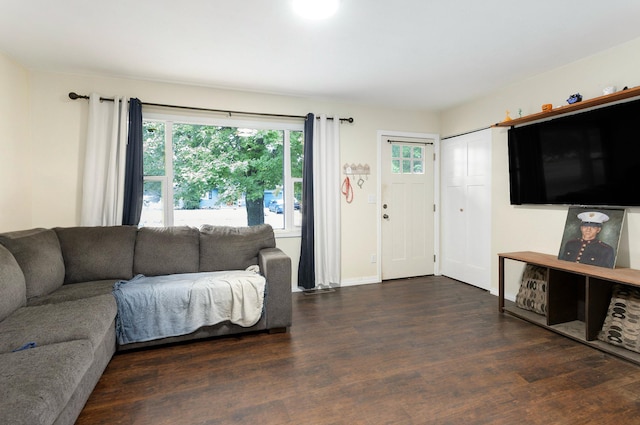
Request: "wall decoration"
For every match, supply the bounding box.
[558,206,625,268]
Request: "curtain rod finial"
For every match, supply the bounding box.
[68,92,89,100]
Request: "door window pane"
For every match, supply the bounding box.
[392,159,401,174]
[391,143,426,175]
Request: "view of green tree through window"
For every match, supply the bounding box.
[140,116,303,231]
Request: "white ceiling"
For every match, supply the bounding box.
[2,0,640,111]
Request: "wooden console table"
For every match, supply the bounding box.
[499,251,640,365]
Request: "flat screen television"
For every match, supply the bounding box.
[508,98,640,206]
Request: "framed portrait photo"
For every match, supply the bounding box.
[558,207,625,269]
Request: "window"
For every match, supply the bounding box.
[391,144,424,174]
[140,114,304,233]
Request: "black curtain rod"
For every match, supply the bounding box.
[68,92,354,123]
[441,126,491,140]
[387,139,433,145]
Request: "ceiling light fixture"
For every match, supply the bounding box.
[292,0,340,20]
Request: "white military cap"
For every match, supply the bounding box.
[577,211,610,226]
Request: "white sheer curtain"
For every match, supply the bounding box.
[80,93,128,226]
[312,114,341,288]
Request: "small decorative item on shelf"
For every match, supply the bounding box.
[503,110,512,122]
[542,103,553,112]
[603,86,617,95]
[567,93,582,104]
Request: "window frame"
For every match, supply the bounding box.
[143,112,304,236]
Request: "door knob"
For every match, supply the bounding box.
[383,214,389,219]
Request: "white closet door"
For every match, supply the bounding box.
[441,129,491,290]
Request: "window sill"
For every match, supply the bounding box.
[274,229,302,239]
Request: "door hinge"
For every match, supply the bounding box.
[433,204,436,212]
[433,254,437,262]
[433,152,436,161]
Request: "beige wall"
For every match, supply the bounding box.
[5,35,640,293]
[441,36,640,298]
[0,53,31,231]
[15,70,439,287]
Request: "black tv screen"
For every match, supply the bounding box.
[508,98,640,206]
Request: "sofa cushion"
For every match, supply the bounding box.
[515,264,547,315]
[134,226,200,276]
[200,224,276,271]
[0,244,26,321]
[0,339,93,425]
[27,280,116,306]
[55,226,137,284]
[0,295,117,355]
[0,228,65,299]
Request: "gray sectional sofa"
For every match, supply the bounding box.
[0,224,292,425]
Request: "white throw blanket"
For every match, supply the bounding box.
[113,270,266,345]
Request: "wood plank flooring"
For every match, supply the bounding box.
[76,277,640,425]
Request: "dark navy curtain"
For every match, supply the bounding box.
[122,98,143,225]
[298,113,315,289]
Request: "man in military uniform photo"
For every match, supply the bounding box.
[560,211,615,268]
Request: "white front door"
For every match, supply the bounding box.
[381,137,435,280]
[440,129,492,290]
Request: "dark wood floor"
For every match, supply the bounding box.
[77,277,640,425]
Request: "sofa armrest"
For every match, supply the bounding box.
[259,247,292,330]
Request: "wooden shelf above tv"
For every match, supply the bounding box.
[493,85,640,127]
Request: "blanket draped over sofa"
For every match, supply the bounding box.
[113,270,266,344]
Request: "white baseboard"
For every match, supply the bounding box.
[292,276,379,292]
[489,288,516,302]
[338,276,380,287]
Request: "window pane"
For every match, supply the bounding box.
[413,146,423,159]
[143,121,165,176]
[265,188,284,230]
[391,145,400,158]
[392,159,401,174]
[291,131,304,178]
[170,123,285,228]
[140,181,164,227]
[413,161,424,174]
[173,200,248,228]
[402,146,411,158]
[294,180,302,228]
[142,118,301,231]
[402,160,411,173]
